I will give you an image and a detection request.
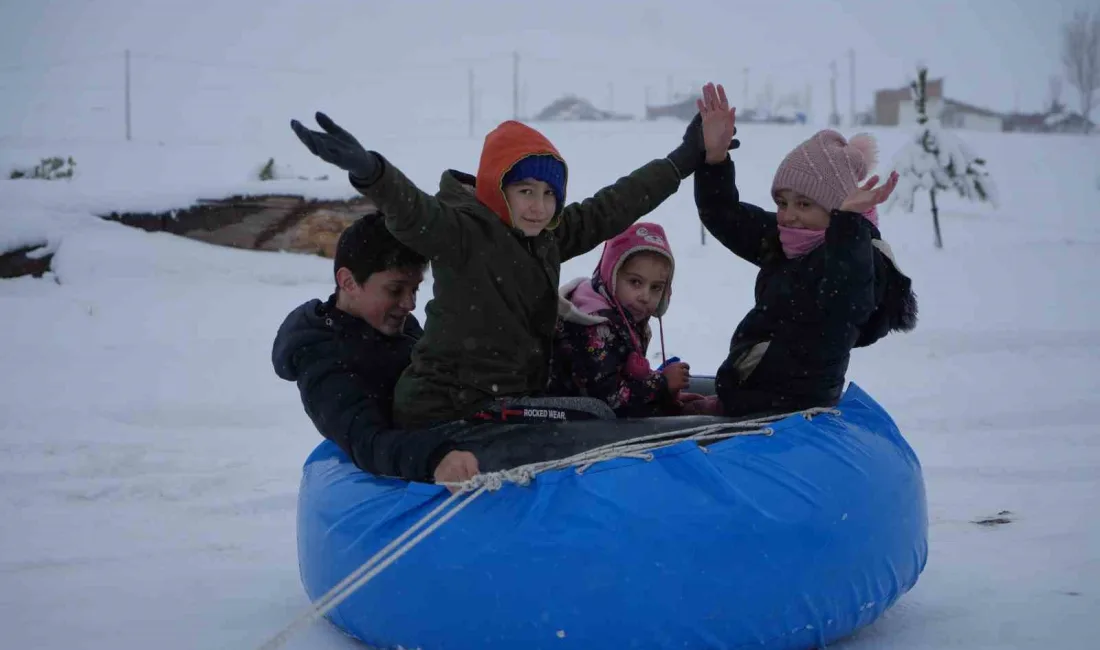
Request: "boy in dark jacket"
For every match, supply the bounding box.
[689,85,917,417]
[271,213,471,482]
[290,90,732,428]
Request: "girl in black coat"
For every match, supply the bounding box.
[688,84,917,417]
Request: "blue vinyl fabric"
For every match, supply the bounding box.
[296,383,927,649]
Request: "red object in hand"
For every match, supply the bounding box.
[624,351,653,380]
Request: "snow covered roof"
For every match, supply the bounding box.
[942,99,1003,119]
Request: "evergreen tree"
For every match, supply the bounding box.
[885,66,998,248]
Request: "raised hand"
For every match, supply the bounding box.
[839,171,900,215]
[696,82,738,163]
[290,112,380,182]
[666,81,740,179]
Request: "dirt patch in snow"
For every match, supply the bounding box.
[99,194,378,258]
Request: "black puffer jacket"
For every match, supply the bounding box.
[695,157,917,416]
[271,295,458,481]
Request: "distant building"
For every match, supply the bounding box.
[875,78,943,126]
[875,78,1003,132]
[1003,108,1094,134]
[934,99,1004,132]
[644,95,800,124]
[764,105,808,125]
[534,95,633,122]
[1044,111,1095,134]
[1002,111,1051,133]
[644,95,699,121]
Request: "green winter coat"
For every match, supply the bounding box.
[355,120,682,427]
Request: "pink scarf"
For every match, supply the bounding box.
[779,208,879,258]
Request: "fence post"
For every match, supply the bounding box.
[124,49,132,141]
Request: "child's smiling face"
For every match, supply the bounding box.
[773,188,832,231]
[336,266,424,336]
[504,179,558,236]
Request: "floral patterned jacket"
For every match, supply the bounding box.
[549,278,678,418]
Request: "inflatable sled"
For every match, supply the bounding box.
[296,382,927,650]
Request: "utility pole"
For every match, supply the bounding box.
[848,48,856,126]
[607,82,614,111]
[512,51,520,120]
[829,60,839,126]
[468,67,475,137]
[124,49,132,141]
[743,67,749,108]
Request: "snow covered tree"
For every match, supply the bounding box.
[1062,9,1100,132]
[884,66,998,249]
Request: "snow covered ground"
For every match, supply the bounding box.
[2,120,1099,649]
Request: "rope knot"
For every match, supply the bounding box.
[475,472,504,491]
[801,407,842,420]
[501,466,536,487]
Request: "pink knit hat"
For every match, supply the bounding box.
[771,129,879,211]
[597,222,675,317]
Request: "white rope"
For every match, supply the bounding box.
[254,406,838,650]
[255,483,487,650]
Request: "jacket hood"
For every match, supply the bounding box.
[272,299,328,381]
[474,120,568,230]
[557,277,609,325]
[855,241,918,348]
[435,169,480,206]
[271,297,422,381]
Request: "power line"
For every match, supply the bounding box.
[0,54,119,73]
[128,51,327,75]
[0,82,118,91]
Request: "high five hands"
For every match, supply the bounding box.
[697,82,738,164]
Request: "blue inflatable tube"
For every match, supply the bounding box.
[296,383,927,649]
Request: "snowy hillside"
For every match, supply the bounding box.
[2,118,1099,649]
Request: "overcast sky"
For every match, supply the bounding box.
[1,0,1095,131]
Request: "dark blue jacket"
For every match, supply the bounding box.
[272,295,456,481]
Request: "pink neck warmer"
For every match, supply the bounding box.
[778,208,879,258]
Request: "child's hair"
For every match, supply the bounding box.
[333,212,427,289]
[620,250,672,272]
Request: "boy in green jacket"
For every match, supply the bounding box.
[291,85,732,428]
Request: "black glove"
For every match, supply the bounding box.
[290,112,382,185]
[665,113,741,180]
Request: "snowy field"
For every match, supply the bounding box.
[2,120,1099,649]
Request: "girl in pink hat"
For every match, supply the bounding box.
[688,83,918,417]
[549,222,698,418]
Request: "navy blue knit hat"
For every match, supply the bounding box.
[502,154,566,214]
